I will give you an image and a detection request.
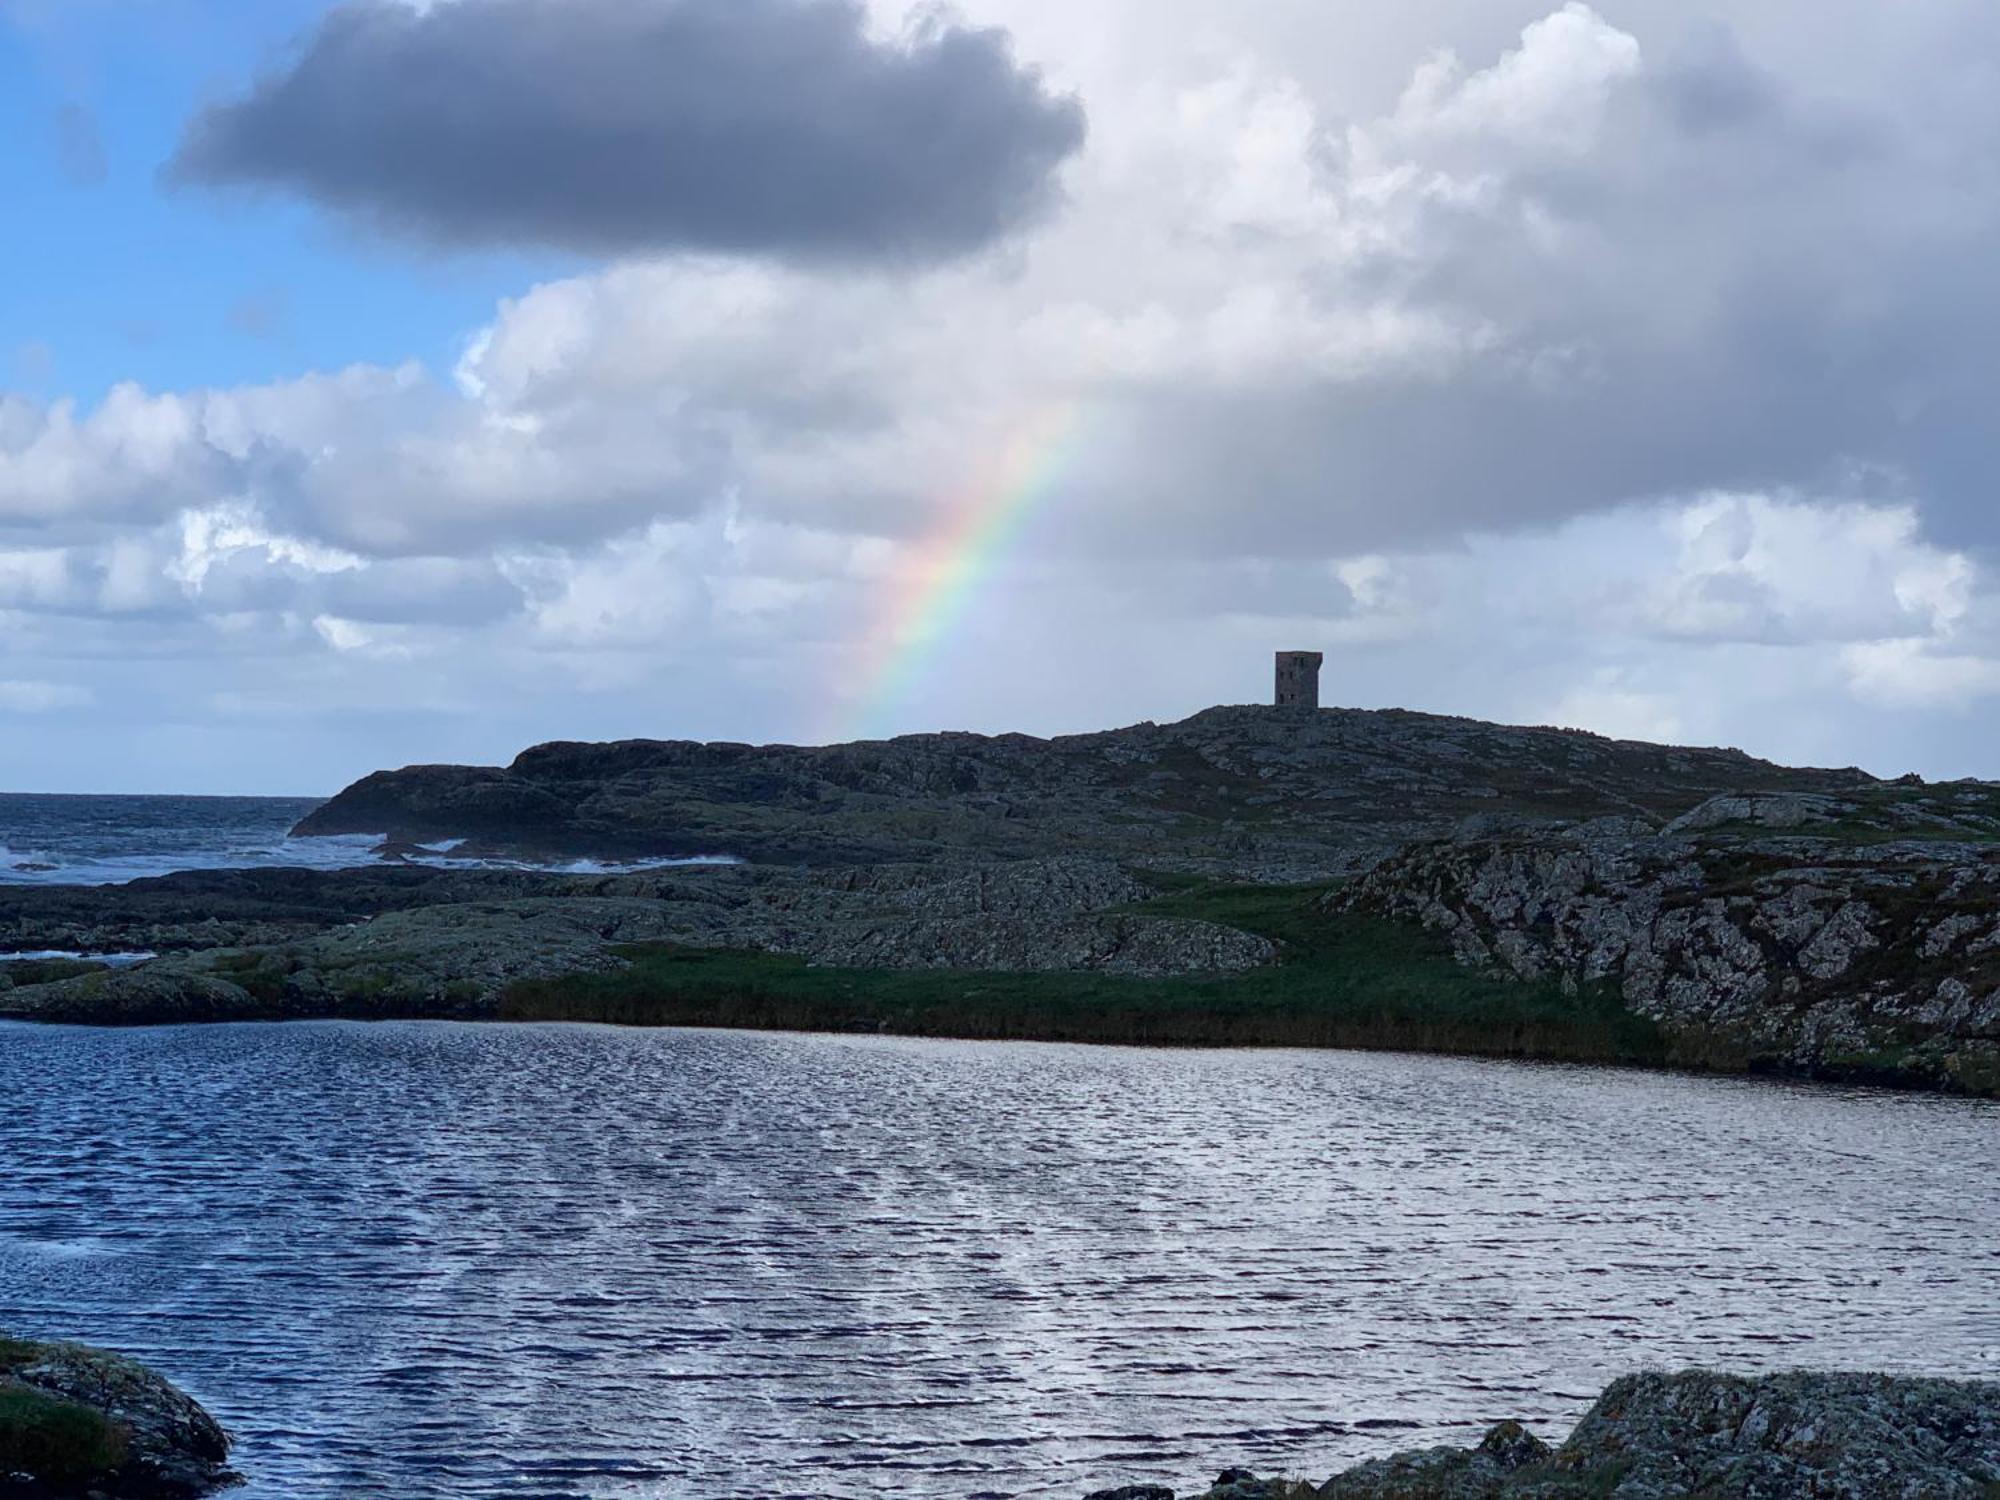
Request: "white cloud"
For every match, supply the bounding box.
[20,3,2000,789]
[1841,640,2000,710]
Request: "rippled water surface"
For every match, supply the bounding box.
[1,1023,1995,1498]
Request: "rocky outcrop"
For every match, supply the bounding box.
[293,706,1875,877]
[0,859,1269,1025]
[0,1336,234,1498]
[1084,1370,2000,1498]
[1339,810,2000,1094]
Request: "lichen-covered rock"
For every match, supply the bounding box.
[0,1336,235,1498]
[291,705,1882,877]
[1085,1371,2000,1499]
[1662,793,1855,836]
[1341,826,2000,1094]
[791,913,1274,977]
[1550,1370,2000,1498]
[0,857,1273,1024]
[1315,1419,1555,1498]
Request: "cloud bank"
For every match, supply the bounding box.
[15,0,2000,790]
[171,0,1087,262]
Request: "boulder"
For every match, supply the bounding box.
[1084,1370,2000,1499]
[0,1336,234,1498]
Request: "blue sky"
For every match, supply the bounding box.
[0,0,566,402]
[9,0,2000,796]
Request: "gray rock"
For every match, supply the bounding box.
[1341,829,2000,1095]
[293,704,1881,879]
[1090,1370,2000,1499]
[1663,793,1854,836]
[0,1335,235,1497]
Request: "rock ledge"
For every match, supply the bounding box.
[0,1336,235,1499]
[1083,1369,2000,1498]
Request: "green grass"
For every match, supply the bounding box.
[0,1338,42,1371]
[0,1384,128,1486]
[0,958,107,989]
[502,881,1667,1064]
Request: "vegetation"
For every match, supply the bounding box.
[502,879,1667,1064]
[0,1342,129,1487]
[0,958,106,989]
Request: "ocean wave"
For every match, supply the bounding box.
[0,832,739,889]
[0,950,156,967]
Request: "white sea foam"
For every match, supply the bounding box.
[0,832,739,888]
[0,950,155,966]
[0,796,741,888]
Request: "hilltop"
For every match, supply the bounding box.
[292,704,1875,875]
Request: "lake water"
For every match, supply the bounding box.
[0,1023,1994,1499]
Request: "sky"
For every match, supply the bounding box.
[7,1,2000,794]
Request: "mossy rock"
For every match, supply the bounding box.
[0,1336,235,1498]
[0,1384,130,1487]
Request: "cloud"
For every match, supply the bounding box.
[170,0,1086,263]
[28,2,2000,791]
[1840,641,2000,711]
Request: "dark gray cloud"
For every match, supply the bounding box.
[170,0,1086,262]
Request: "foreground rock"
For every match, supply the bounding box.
[1086,1370,2000,1498]
[0,1336,234,1498]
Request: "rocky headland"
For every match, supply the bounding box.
[1078,1370,2000,1499]
[6,704,2000,1095]
[0,1336,234,1499]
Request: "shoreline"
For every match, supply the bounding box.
[9,992,1995,1109]
[2,859,1996,1099]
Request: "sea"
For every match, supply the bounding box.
[0,793,732,890]
[0,799,1996,1498]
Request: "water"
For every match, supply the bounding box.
[0,1024,1993,1499]
[0,793,735,887]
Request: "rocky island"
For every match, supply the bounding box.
[5,702,1999,1096]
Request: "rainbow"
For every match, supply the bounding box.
[833,403,1089,742]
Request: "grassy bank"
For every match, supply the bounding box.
[501,880,1667,1064]
[0,1340,129,1488]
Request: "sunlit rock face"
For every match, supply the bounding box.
[1340,791,2000,1095]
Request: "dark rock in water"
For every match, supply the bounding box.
[0,1335,235,1498]
[1084,1488,1176,1500]
[1091,1370,2000,1499]
[1207,1471,1307,1500]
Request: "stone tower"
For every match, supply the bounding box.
[1275,650,1324,710]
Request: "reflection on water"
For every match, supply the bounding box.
[0,1022,1994,1498]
